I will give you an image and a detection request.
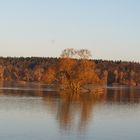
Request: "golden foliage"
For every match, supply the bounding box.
[42,67,56,84]
[59,58,77,74]
[58,49,101,91]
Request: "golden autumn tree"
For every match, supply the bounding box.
[58,48,101,92]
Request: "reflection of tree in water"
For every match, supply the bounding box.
[42,89,106,131]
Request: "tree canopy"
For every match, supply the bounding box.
[58,48,101,92]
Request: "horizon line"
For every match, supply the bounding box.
[0,56,139,64]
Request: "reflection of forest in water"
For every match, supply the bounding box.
[0,82,140,131]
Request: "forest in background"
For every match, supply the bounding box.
[0,57,140,87]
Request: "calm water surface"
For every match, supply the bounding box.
[0,82,140,140]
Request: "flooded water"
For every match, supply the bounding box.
[0,82,140,140]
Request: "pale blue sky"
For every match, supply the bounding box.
[0,0,140,61]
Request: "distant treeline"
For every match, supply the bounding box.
[0,57,140,86]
